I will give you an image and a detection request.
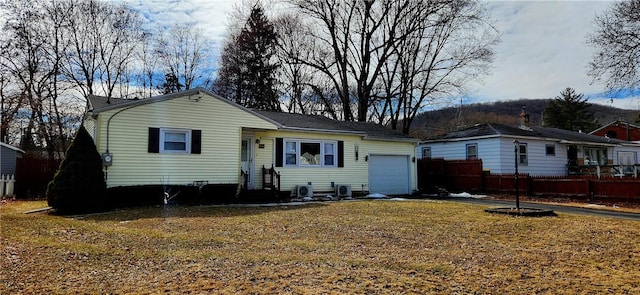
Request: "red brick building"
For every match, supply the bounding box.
[590,121,640,142]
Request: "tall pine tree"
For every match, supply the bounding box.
[214,4,280,111]
[543,87,600,132]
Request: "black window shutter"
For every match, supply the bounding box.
[148,127,160,153]
[191,130,201,154]
[338,141,344,167]
[275,138,283,167]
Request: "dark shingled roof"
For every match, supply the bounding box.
[435,123,628,145]
[85,88,415,142]
[253,110,416,141]
[87,88,208,113]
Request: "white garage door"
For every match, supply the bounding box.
[368,155,410,195]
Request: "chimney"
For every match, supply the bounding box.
[519,106,530,129]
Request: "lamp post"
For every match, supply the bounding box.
[513,139,520,210]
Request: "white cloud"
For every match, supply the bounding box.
[474,1,613,101]
[121,0,236,43]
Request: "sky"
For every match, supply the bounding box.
[120,0,639,111]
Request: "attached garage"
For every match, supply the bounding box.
[368,154,411,195]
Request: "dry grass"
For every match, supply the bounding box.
[2,199,639,294]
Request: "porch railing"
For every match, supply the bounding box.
[567,164,639,178]
[262,165,280,194]
[240,170,248,192]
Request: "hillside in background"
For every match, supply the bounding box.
[410,99,639,139]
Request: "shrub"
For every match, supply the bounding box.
[199,184,238,204]
[105,183,239,208]
[47,126,106,214]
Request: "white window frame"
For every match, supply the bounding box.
[283,139,338,168]
[519,143,528,166]
[160,128,191,154]
[466,144,478,160]
[422,147,431,159]
[545,144,555,156]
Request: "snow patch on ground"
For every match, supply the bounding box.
[449,192,488,199]
[366,193,387,199]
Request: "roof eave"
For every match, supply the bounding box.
[364,136,419,143]
[421,134,501,143]
[558,140,619,147]
[0,142,25,153]
[278,126,365,136]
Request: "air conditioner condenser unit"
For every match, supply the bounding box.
[335,184,352,197]
[297,185,313,198]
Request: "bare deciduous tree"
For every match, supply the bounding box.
[286,0,431,122]
[155,24,213,93]
[374,0,498,134]
[0,0,73,156]
[60,0,144,101]
[282,0,497,133]
[274,13,341,118]
[588,0,640,91]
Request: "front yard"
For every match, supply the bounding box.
[2,199,639,294]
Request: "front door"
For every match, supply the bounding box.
[567,145,578,174]
[241,137,254,189]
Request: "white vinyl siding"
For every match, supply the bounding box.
[420,137,569,176]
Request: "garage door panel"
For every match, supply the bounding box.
[369,155,410,195]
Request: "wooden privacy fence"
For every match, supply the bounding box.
[418,159,484,192]
[418,159,640,202]
[15,157,61,198]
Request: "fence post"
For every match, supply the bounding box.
[0,175,5,197]
[586,179,593,202]
[7,175,16,198]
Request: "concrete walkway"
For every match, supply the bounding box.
[441,197,640,221]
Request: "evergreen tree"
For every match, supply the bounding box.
[159,73,183,94]
[213,4,280,111]
[543,87,600,132]
[47,126,106,214]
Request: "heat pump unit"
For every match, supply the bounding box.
[297,185,313,198]
[335,184,352,197]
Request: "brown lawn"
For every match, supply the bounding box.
[2,199,639,294]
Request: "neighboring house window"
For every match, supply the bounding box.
[519,143,528,165]
[584,147,607,165]
[618,151,637,173]
[422,147,431,159]
[148,127,201,154]
[605,130,617,139]
[466,144,477,160]
[545,144,555,156]
[283,139,338,167]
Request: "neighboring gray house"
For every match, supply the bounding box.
[417,122,640,176]
[1,142,25,175]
